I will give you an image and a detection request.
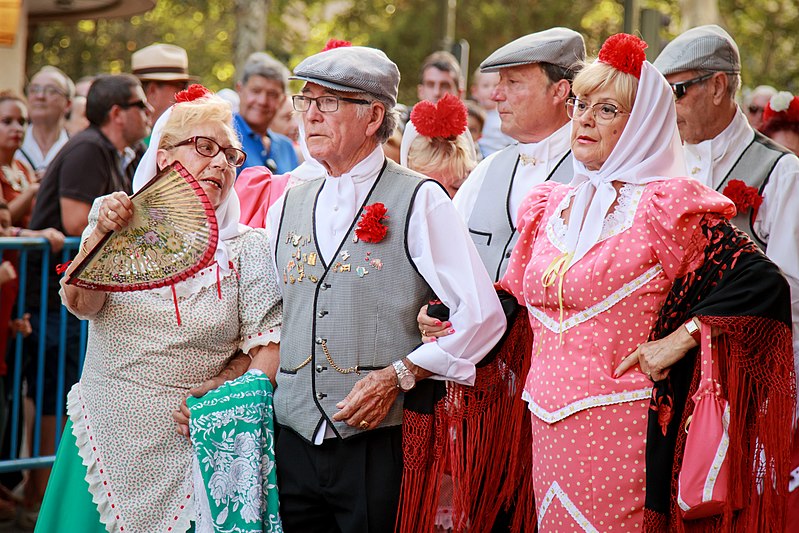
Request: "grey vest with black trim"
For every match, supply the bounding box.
[273,160,433,442]
[716,131,789,247]
[467,143,573,281]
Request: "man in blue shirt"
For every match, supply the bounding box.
[234,52,299,175]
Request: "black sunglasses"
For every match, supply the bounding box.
[117,100,150,111]
[669,73,715,100]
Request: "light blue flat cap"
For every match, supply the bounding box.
[654,24,740,76]
[291,46,400,107]
[480,27,585,72]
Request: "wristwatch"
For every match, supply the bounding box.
[684,318,701,343]
[392,360,416,392]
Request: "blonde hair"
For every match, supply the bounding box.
[571,60,639,111]
[407,134,476,186]
[159,94,240,150]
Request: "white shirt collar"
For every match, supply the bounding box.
[325,145,385,184]
[517,121,571,169]
[684,107,754,188]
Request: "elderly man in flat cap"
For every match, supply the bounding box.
[655,24,799,382]
[264,46,505,531]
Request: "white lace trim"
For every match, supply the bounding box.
[527,264,663,334]
[67,384,195,533]
[150,261,238,301]
[522,387,652,424]
[547,183,645,252]
[538,481,600,532]
[241,328,281,354]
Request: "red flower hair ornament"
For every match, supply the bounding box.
[598,33,648,79]
[322,39,352,52]
[355,203,389,243]
[175,84,212,103]
[763,91,799,126]
[410,93,468,139]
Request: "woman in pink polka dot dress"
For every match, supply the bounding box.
[498,35,795,532]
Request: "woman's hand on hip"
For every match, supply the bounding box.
[613,322,698,381]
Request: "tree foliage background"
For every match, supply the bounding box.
[25,0,799,105]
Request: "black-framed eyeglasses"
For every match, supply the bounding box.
[747,104,764,115]
[292,94,371,113]
[25,84,67,98]
[669,73,715,100]
[566,97,629,124]
[174,136,247,167]
[117,100,151,111]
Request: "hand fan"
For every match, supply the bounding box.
[67,162,219,291]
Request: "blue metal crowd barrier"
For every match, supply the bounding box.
[0,236,86,473]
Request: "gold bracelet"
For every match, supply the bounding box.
[80,238,91,256]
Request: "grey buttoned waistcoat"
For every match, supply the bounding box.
[274,160,433,442]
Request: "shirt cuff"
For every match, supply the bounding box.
[406,341,476,386]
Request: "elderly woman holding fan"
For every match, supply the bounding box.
[36,86,283,533]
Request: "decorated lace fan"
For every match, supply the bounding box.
[67,162,219,291]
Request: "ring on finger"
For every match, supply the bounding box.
[422,329,427,337]
[359,420,370,430]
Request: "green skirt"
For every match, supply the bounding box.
[35,419,195,533]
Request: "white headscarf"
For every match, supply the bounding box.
[564,61,687,267]
[132,101,244,277]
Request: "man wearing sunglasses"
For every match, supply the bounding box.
[655,24,799,391]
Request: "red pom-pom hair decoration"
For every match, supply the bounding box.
[175,84,212,103]
[598,33,648,79]
[410,93,468,139]
[322,39,353,52]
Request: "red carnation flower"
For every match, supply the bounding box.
[722,179,763,219]
[410,93,468,139]
[322,39,352,52]
[355,203,389,243]
[598,33,648,79]
[175,84,212,103]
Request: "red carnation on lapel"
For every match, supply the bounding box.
[322,39,353,52]
[598,34,648,79]
[722,179,763,219]
[410,93,468,139]
[355,203,389,243]
[175,84,212,103]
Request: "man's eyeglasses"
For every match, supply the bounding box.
[26,84,67,98]
[292,95,371,113]
[566,97,629,124]
[117,100,151,111]
[174,136,247,168]
[669,73,715,100]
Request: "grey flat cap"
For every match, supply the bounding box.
[291,46,400,107]
[653,24,740,76]
[480,27,585,72]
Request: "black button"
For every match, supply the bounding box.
[505,251,512,258]
[320,283,331,291]
[316,365,326,373]
[317,310,328,318]
[316,392,327,400]
[315,337,323,345]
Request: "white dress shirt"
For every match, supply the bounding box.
[267,146,507,441]
[455,121,572,224]
[684,107,799,378]
[15,128,70,172]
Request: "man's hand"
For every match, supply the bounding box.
[172,351,251,440]
[332,367,400,430]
